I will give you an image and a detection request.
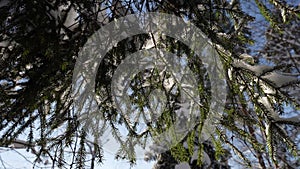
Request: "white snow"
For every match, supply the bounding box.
[142,33,160,49]
[0,40,10,47]
[240,53,254,64]
[258,96,280,119]
[259,82,276,94]
[233,59,299,87]
[63,7,79,30]
[233,60,273,76]
[163,77,175,91]
[175,162,191,169]
[262,72,298,87]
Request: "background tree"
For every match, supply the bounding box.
[0,0,299,168]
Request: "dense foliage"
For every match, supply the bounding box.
[0,0,299,168]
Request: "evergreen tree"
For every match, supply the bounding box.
[0,0,299,168]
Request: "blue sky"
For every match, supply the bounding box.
[0,148,154,169]
[1,1,300,168]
